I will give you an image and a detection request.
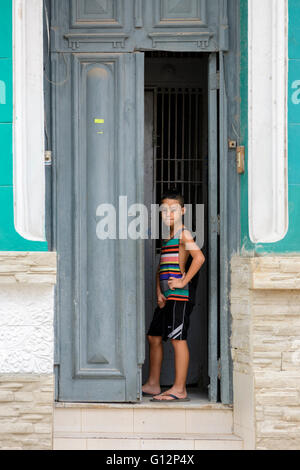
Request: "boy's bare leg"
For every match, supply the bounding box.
[152,339,189,400]
[142,335,163,395]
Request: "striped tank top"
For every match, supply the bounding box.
[159,226,190,301]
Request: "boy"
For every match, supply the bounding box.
[142,190,205,402]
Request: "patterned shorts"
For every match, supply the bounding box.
[147,299,194,342]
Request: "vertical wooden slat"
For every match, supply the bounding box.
[161,89,164,197]
[188,91,192,204]
[195,90,199,208]
[181,90,185,198]
[136,52,145,382]
[153,88,157,195]
[175,89,178,183]
[168,88,171,187]
[219,51,231,404]
[208,53,219,402]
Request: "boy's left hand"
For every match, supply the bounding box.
[168,273,186,290]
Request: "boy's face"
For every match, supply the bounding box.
[160,199,185,228]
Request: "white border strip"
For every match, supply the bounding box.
[248,0,288,244]
[13,0,46,241]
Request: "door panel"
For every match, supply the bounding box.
[207,51,231,403]
[152,0,208,27]
[208,52,219,402]
[54,52,145,402]
[51,0,228,53]
[70,0,125,29]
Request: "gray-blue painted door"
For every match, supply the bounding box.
[53,51,145,402]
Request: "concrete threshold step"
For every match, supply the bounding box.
[54,405,234,436]
[53,433,244,450]
[55,400,233,410]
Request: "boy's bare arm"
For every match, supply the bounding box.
[167,228,205,291]
[181,229,205,285]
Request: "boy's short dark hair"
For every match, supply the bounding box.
[160,188,184,208]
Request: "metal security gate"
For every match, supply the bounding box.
[153,87,207,206]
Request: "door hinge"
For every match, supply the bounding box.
[217,214,220,236]
[210,71,220,90]
[137,367,142,401]
[217,358,221,380]
[44,150,52,166]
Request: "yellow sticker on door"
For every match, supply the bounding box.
[94,119,104,124]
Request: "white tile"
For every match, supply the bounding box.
[194,439,243,450]
[82,408,134,433]
[87,439,141,450]
[141,439,194,450]
[134,409,185,434]
[186,410,233,434]
[53,408,81,433]
[232,371,256,449]
[234,423,255,450]
[233,371,255,430]
[53,438,86,450]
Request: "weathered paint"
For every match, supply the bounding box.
[239,0,252,252]
[53,51,145,402]
[208,52,218,402]
[0,0,48,251]
[240,0,300,253]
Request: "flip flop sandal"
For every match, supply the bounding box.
[150,393,190,402]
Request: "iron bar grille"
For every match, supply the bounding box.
[154,87,208,249]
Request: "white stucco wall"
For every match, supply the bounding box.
[0,252,56,374]
[248,0,288,243]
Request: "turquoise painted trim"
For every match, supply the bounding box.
[0,124,12,185]
[0,59,13,121]
[288,0,300,60]
[240,0,300,254]
[240,0,255,252]
[0,0,12,59]
[0,187,48,251]
[0,0,48,251]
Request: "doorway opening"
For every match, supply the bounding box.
[143,52,210,399]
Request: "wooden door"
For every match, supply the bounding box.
[53,51,145,402]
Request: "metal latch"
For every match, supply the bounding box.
[236,146,245,174]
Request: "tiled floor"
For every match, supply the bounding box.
[140,388,227,408]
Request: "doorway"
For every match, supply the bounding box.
[142,52,209,394]
[48,0,238,404]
